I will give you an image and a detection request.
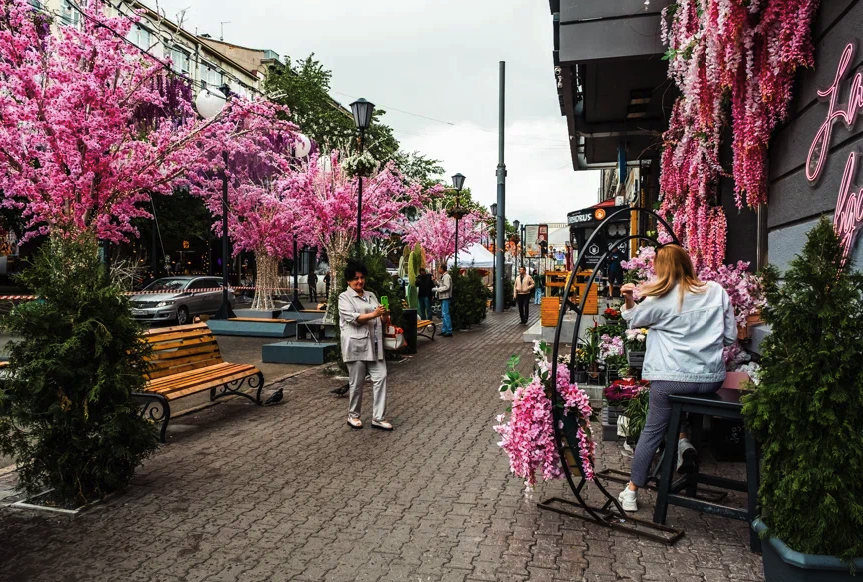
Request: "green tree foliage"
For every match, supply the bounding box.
[451,269,491,330]
[742,218,863,560]
[0,236,159,505]
[264,54,399,163]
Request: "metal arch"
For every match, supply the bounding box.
[538,207,684,545]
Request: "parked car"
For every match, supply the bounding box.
[129,276,234,325]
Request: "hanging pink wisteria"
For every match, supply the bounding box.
[659,0,820,269]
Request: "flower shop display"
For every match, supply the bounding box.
[602,379,651,441]
[599,334,626,382]
[659,0,820,269]
[743,218,863,580]
[494,342,594,488]
[624,328,648,368]
[603,306,622,322]
[622,385,651,445]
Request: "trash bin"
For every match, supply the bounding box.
[402,308,417,355]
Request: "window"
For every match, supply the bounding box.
[201,62,223,88]
[59,0,82,27]
[127,25,152,51]
[169,46,190,75]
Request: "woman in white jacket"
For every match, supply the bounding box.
[617,244,737,512]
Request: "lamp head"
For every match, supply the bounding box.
[350,98,375,130]
[451,173,466,192]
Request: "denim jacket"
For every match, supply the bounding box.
[622,281,737,383]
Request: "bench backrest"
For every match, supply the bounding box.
[142,323,224,381]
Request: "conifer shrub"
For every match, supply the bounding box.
[742,218,863,560]
[0,236,159,505]
[451,268,491,329]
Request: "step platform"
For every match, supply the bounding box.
[262,341,337,365]
[207,318,297,338]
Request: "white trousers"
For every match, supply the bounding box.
[346,359,388,422]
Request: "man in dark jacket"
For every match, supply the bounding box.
[308,270,318,302]
[417,268,434,321]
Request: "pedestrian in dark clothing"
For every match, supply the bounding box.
[513,266,535,324]
[607,246,626,299]
[324,271,331,299]
[308,271,318,303]
[417,268,434,321]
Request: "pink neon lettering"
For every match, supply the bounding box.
[835,153,863,260]
[808,41,863,262]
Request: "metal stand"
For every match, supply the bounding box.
[540,207,685,546]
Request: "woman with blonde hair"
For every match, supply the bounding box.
[617,244,737,512]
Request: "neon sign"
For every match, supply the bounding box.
[807,42,863,261]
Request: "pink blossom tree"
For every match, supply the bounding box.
[185,99,311,310]
[401,208,488,268]
[283,151,428,311]
[0,0,225,246]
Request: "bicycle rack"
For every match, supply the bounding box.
[537,207,684,545]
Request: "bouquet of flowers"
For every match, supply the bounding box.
[604,378,650,404]
[699,261,765,328]
[494,340,595,488]
[624,328,648,351]
[599,334,624,362]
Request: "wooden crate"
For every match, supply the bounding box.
[541,297,561,327]
[575,283,599,315]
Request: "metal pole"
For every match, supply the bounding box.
[495,61,507,312]
[356,130,364,246]
[214,150,235,320]
[151,217,158,279]
[291,235,303,310]
[521,225,525,269]
[454,198,460,273]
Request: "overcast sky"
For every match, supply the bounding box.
[151,0,600,225]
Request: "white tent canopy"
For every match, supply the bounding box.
[548,226,571,246]
[445,243,511,269]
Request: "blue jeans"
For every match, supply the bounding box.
[418,296,431,321]
[441,298,452,335]
[534,288,543,305]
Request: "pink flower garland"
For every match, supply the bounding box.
[659,0,820,269]
[494,355,595,488]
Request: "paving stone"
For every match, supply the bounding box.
[0,311,764,581]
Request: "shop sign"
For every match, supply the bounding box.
[568,211,594,225]
[807,41,863,261]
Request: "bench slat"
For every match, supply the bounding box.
[146,363,258,395]
[152,369,260,400]
[146,359,236,386]
[145,353,224,380]
[146,341,221,361]
[145,334,216,352]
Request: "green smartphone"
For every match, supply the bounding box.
[380,296,389,309]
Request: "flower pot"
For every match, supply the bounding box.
[601,398,626,427]
[572,370,588,383]
[627,351,645,368]
[752,519,863,582]
[604,369,619,384]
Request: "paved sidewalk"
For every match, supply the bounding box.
[0,310,764,581]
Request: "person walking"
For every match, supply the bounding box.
[606,245,626,300]
[616,244,737,512]
[338,259,393,431]
[533,269,544,305]
[432,264,453,337]
[417,267,434,321]
[308,270,318,303]
[513,266,535,324]
[324,270,331,299]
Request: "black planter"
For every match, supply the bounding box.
[572,370,588,383]
[752,519,863,582]
[627,350,645,368]
[601,399,625,427]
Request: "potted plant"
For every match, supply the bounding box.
[624,328,648,368]
[582,324,603,384]
[603,305,622,323]
[602,378,648,427]
[742,218,863,581]
[622,384,650,445]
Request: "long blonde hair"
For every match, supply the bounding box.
[640,244,706,309]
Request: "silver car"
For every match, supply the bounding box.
[130,276,235,325]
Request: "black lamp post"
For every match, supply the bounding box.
[195,84,236,320]
[350,98,375,246]
[513,219,520,269]
[520,223,526,269]
[449,173,466,271]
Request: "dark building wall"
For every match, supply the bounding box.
[767,0,863,272]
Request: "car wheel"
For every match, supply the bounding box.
[177,306,190,326]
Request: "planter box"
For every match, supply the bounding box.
[601,399,626,427]
[752,519,863,582]
[627,351,645,368]
[600,421,618,442]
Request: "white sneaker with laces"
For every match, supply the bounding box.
[617,487,638,512]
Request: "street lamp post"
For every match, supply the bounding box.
[350,98,375,247]
[450,173,466,272]
[520,223,526,269]
[513,220,520,270]
[490,203,497,303]
[195,85,235,320]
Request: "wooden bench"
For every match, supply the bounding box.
[133,323,264,442]
[418,319,436,340]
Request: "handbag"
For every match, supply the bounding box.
[383,324,406,351]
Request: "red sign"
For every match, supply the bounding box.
[808,42,863,261]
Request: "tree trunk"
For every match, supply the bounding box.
[251,252,279,311]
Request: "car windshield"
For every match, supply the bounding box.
[143,279,190,292]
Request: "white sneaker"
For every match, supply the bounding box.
[617,487,638,512]
[677,438,698,474]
